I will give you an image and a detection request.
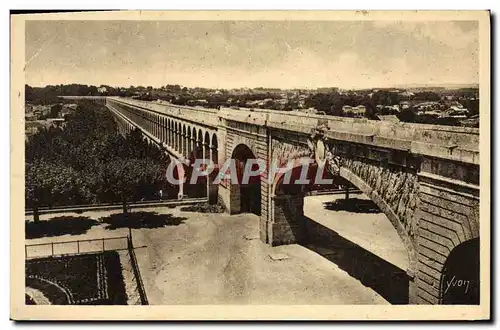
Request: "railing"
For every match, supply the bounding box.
[127,234,149,305]
[108,97,219,128]
[305,187,362,196]
[25,236,129,259]
[25,234,150,305]
[25,197,207,216]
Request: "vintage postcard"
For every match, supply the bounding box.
[10,10,490,320]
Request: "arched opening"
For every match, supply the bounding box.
[211,133,218,166]
[158,115,161,138]
[186,126,193,158]
[232,144,261,216]
[204,132,211,160]
[159,117,162,141]
[170,161,184,199]
[162,117,166,142]
[166,119,170,145]
[166,119,169,145]
[155,114,158,137]
[197,129,203,157]
[182,125,187,156]
[175,122,179,152]
[190,127,197,157]
[171,120,175,147]
[440,237,479,304]
[172,122,176,150]
[272,159,412,304]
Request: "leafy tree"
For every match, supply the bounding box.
[26,100,172,215]
[26,161,92,221]
[50,104,62,118]
[101,159,166,214]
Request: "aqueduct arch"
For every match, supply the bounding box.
[227,143,261,216]
[440,237,479,304]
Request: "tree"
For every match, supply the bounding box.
[398,108,416,123]
[25,161,91,222]
[102,159,166,214]
[50,104,62,118]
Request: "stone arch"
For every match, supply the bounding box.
[211,133,218,165]
[190,126,197,157]
[174,122,179,152]
[164,117,168,144]
[169,155,184,199]
[178,121,181,152]
[204,131,211,160]
[439,237,479,304]
[197,129,203,152]
[269,153,417,301]
[157,115,161,138]
[155,115,159,139]
[168,119,172,146]
[161,117,166,142]
[165,119,169,145]
[229,143,261,216]
[186,126,192,157]
[197,129,203,143]
[154,114,158,137]
[182,124,187,156]
[337,166,418,276]
[414,194,480,304]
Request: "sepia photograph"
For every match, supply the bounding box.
[10,10,490,320]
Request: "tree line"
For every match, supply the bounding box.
[25,100,172,221]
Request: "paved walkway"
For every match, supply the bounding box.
[25,287,50,305]
[304,194,409,271]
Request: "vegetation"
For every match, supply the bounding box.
[25,100,171,219]
[180,202,226,213]
[25,251,128,305]
[26,84,99,105]
[25,84,479,127]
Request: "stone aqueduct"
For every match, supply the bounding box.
[69,96,480,305]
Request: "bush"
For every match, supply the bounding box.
[180,202,225,213]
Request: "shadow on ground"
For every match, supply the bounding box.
[323,197,382,214]
[305,217,409,304]
[100,211,187,230]
[26,216,98,239]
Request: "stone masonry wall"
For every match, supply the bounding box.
[341,158,420,243]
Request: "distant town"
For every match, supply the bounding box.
[25,83,479,138]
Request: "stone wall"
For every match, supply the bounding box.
[413,173,480,304]
[270,194,306,245]
[223,122,270,243]
[341,158,420,243]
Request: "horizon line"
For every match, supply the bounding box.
[26,81,480,91]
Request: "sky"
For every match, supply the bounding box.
[25,20,479,89]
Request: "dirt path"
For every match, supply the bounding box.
[25,287,50,305]
[132,210,388,305]
[304,194,409,271]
